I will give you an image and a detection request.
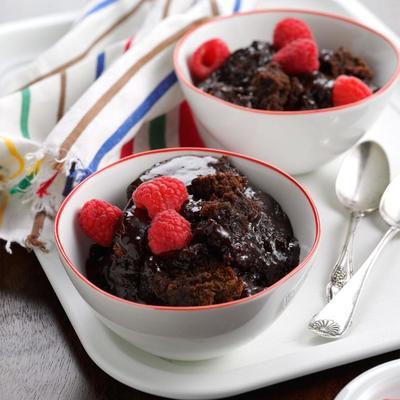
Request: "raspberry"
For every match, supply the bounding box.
[273,17,313,50]
[272,38,319,75]
[148,210,192,255]
[189,38,230,81]
[79,199,122,247]
[133,176,188,218]
[332,75,372,106]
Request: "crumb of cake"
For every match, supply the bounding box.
[251,62,291,110]
[190,172,246,200]
[142,263,244,306]
[319,47,374,81]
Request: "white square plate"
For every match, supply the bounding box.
[1,0,398,398]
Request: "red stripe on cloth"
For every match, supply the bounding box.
[124,36,134,52]
[36,171,59,198]
[120,138,135,158]
[178,101,205,147]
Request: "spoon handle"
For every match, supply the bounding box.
[326,211,364,301]
[309,226,399,339]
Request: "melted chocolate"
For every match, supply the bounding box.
[86,156,300,306]
[196,41,376,111]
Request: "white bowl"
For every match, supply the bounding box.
[174,10,400,175]
[335,359,400,400]
[55,148,320,361]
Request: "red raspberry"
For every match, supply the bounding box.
[189,38,230,81]
[273,17,313,50]
[79,199,122,247]
[133,176,188,218]
[272,38,319,75]
[332,75,372,106]
[148,210,192,255]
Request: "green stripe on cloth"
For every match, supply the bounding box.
[9,171,36,195]
[149,115,166,149]
[20,88,31,139]
[9,161,41,195]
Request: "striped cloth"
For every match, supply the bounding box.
[0,0,254,251]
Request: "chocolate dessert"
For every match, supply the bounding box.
[86,156,300,307]
[196,42,376,111]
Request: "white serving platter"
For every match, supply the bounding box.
[1,1,399,398]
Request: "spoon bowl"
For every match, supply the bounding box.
[380,174,400,228]
[336,141,391,212]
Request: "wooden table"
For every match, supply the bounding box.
[1,242,399,400]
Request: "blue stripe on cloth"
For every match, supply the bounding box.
[85,70,178,174]
[95,52,106,79]
[82,0,119,19]
[233,0,241,12]
[62,162,76,197]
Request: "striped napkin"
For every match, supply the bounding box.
[0,0,256,252]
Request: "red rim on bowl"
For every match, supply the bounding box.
[55,148,321,312]
[174,9,400,116]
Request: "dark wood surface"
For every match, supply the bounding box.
[1,242,399,400]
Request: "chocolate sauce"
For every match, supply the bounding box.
[196,41,376,111]
[86,156,300,306]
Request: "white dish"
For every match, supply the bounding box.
[175,9,400,175]
[335,359,400,400]
[2,1,399,398]
[55,148,320,361]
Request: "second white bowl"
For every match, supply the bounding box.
[174,9,400,175]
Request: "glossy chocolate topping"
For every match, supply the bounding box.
[86,156,300,306]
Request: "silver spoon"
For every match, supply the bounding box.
[326,141,390,301]
[309,174,400,339]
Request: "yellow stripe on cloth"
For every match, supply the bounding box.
[0,192,9,227]
[0,136,25,180]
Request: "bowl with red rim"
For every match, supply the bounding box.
[54,148,320,361]
[174,9,400,175]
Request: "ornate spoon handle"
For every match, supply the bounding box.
[326,211,364,301]
[309,226,399,339]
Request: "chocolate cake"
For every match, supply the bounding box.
[196,42,376,111]
[86,156,300,307]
